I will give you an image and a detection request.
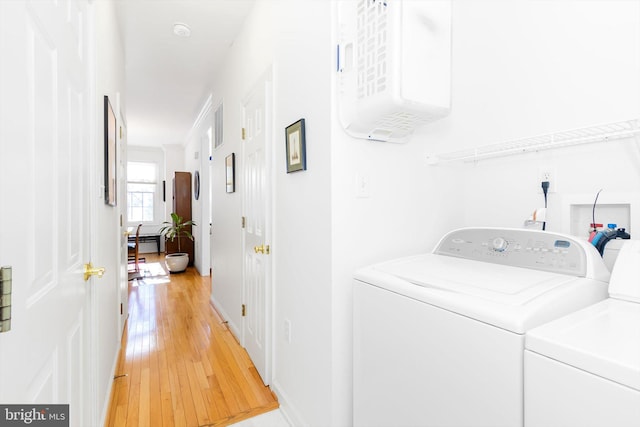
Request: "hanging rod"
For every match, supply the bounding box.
[426,119,640,165]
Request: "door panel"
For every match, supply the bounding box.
[0,1,92,425]
[242,76,272,384]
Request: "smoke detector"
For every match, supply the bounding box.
[173,23,191,38]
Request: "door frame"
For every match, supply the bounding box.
[117,113,129,337]
[241,69,274,385]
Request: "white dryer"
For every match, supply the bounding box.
[525,240,640,427]
[353,227,610,427]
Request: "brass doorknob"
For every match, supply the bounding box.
[84,263,106,281]
[253,245,270,255]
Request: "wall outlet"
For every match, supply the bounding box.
[538,167,556,193]
[284,319,292,343]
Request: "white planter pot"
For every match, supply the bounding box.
[165,253,189,273]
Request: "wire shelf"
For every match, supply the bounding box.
[426,119,640,165]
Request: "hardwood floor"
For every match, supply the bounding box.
[105,256,278,427]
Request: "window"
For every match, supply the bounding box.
[127,161,157,222]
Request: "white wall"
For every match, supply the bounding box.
[445,0,640,233]
[183,103,212,275]
[208,1,640,426]
[94,0,127,424]
[271,3,333,424]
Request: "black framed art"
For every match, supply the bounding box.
[104,96,117,206]
[285,119,306,173]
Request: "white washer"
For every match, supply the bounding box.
[525,240,640,427]
[353,227,610,427]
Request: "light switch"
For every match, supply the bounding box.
[284,319,292,343]
[356,174,370,198]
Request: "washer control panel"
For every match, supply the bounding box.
[434,228,588,276]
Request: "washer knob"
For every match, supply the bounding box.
[492,237,508,252]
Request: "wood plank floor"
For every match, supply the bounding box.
[105,256,278,427]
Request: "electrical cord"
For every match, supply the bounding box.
[592,189,603,232]
[541,181,549,231]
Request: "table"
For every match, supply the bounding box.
[128,234,161,255]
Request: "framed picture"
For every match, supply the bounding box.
[194,170,200,200]
[225,153,235,193]
[104,96,117,206]
[285,119,306,173]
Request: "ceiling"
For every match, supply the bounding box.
[115,0,255,147]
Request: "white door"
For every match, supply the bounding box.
[242,75,272,384]
[0,1,93,425]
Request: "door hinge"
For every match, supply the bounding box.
[241,127,246,140]
[241,216,246,228]
[120,303,123,315]
[242,304,246,317]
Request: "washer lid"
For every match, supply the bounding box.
[526,299,640,391]
[374,254,573,306]
[355,252,608,333]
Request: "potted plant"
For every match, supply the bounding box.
[159,212,196,273]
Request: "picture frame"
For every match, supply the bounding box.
[285,119,306,173]
[194,170,200,200]
[225,153,235,193]
[104,96,117,206]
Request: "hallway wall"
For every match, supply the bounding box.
[183,107,213,275]
[94,0,127,423]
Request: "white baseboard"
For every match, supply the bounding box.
[210,295,241,339]
[271,379,306,427]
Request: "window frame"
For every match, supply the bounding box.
[126,161,160,224]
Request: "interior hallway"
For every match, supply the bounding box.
[105,255,279,426]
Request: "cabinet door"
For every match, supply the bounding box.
[168,172,194,264]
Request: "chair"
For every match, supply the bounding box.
[128,224,143,273]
